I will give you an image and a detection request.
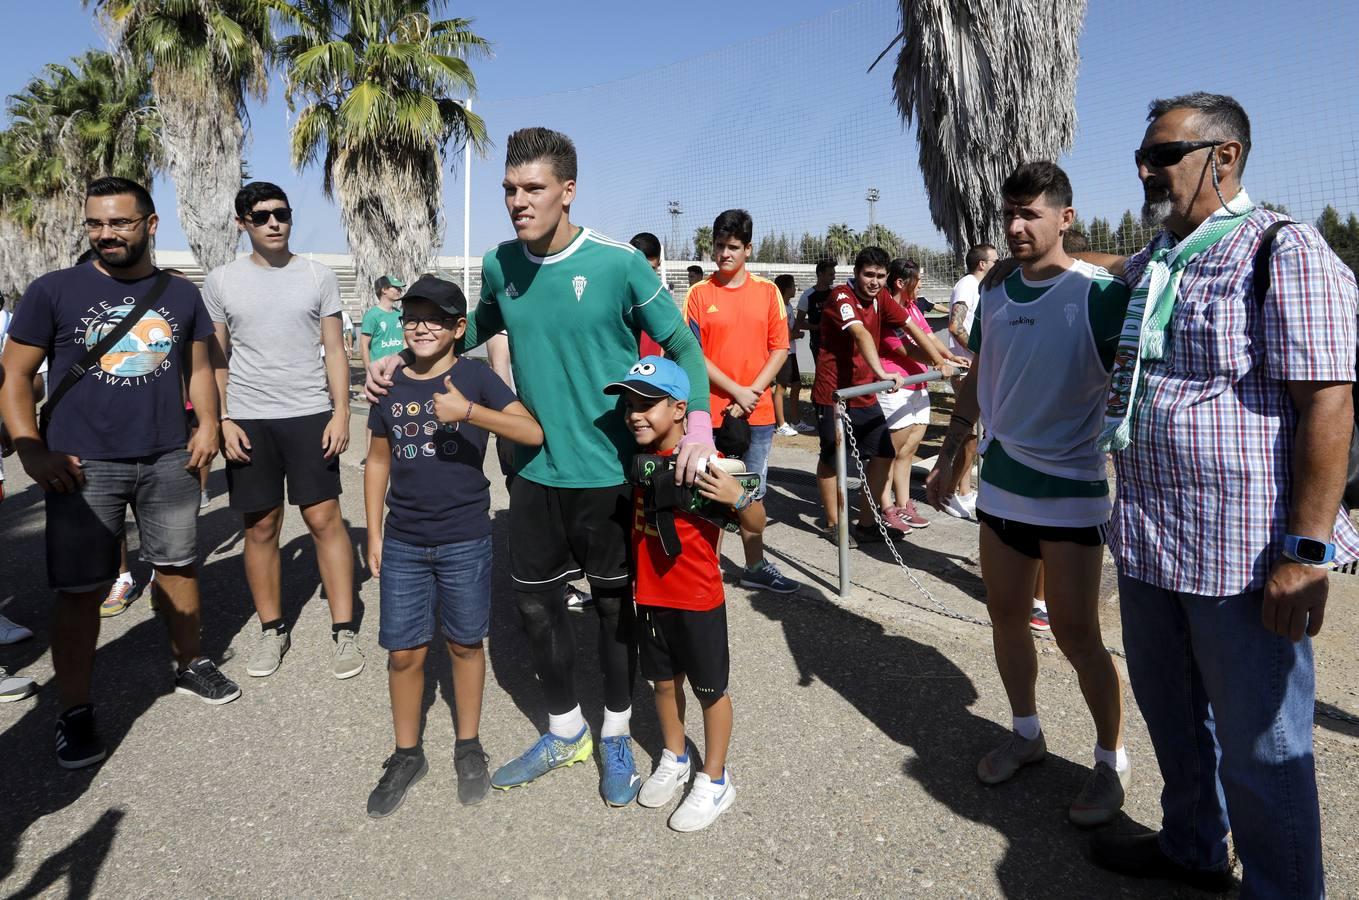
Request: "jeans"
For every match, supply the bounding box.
[743,424,775,500]
[1118,574,1323,899]
[378,534,492,650]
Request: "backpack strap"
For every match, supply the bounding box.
[1252,220,1296,307]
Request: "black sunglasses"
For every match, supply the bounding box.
[244,207,293,226]
[1134,140,1220,169]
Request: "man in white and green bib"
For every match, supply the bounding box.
[927,161,1132,828]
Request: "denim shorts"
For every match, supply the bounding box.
[44,448,200,592]
[378,534,493,650]
[742,423,775,500]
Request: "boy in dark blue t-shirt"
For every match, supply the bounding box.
[363,275,543,816]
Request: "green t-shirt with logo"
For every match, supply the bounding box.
[362,306,405,361]
[464,227,709,488]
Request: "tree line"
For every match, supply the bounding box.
[0,0,489,302]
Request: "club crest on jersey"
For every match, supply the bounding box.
[1064,302,1078,326]
[572,275,588,302]
[504,282,519,299]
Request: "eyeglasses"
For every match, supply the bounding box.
[400,315,458,331]
[82,216,147,233]
[1134,140,1220,169]
[243,207,293,226]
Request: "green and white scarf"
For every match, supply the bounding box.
[1097,191,1254,452]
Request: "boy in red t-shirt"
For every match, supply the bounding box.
[603,355,757,832]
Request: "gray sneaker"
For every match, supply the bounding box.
[1069,760,1130,826]
[977,730,1047,785]
[332,629,365,680]
[0,666,36,703]
[246,627,290,678]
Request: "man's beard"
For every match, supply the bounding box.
[94,235,148,270]
[1141,194,1173,228]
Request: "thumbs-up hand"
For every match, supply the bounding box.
[433,375,472,425]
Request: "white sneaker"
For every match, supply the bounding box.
[943,495,974,521]
[639,748,692,808]
[774,423,799,437]
[668,769,735,832]
[958,491,978,516]
[0,614,33,645]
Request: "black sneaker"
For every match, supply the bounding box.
[175,658,242,705]
[455,744,491,806]
[367,751,428,818]
[55,704,107,770]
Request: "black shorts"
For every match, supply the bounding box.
[638,603,729,699]
[776,354,801,387]
[225,411,342,513]
[815,402,895,467]
[508,477,631,593]
[976,508,1108,560]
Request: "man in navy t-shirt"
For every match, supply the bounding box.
[0,177,240,770]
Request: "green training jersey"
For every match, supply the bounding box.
[465,227,702,488]
[361,306,405,361]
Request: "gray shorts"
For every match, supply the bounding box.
[45,448,200,592]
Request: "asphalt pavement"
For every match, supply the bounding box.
[1,410,1357,898]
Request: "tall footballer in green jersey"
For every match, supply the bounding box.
[366,127,715,805]
[466,227,706,487]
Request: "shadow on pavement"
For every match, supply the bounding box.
[749,591,1159,899]
[0,478,335,889]
[3,808,124,900]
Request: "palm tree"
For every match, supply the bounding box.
[0,51,159,288]
[877,0,1087,258]
[277,0,489,289]
[825,223,857,264]
[86,0,275,272]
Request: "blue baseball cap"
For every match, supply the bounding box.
[603,355,690,402]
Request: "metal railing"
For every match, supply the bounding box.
[831,371,945,598]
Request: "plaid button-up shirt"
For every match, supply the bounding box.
[1110,208,1359,596]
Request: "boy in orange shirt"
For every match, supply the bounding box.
[684,209,797,594]
[605,355,754,831]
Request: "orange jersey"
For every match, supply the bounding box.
[685,274,789,427]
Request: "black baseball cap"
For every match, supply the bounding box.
[401,274,467,318]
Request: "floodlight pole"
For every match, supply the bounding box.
[462,99,472,298]
[866,187,880,234]
[668,200,683,262]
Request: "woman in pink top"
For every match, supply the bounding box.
[877,259,968,534]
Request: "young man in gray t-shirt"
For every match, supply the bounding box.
[204,181,363,681]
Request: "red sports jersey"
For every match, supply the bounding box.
[630,448,725,611]
[811,282,909,408]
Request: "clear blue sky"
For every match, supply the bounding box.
[5,1,1358,261]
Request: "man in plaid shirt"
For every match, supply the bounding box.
[1089,93,1358,898]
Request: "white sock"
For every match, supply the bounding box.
[1033,598,1048,613]
[116,571,134,586]
[548,706,586,739]
[1094,744,1130,773]
[601,706,632,739]
[1012,714,1041,740]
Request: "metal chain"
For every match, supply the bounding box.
[838,398,955,617]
